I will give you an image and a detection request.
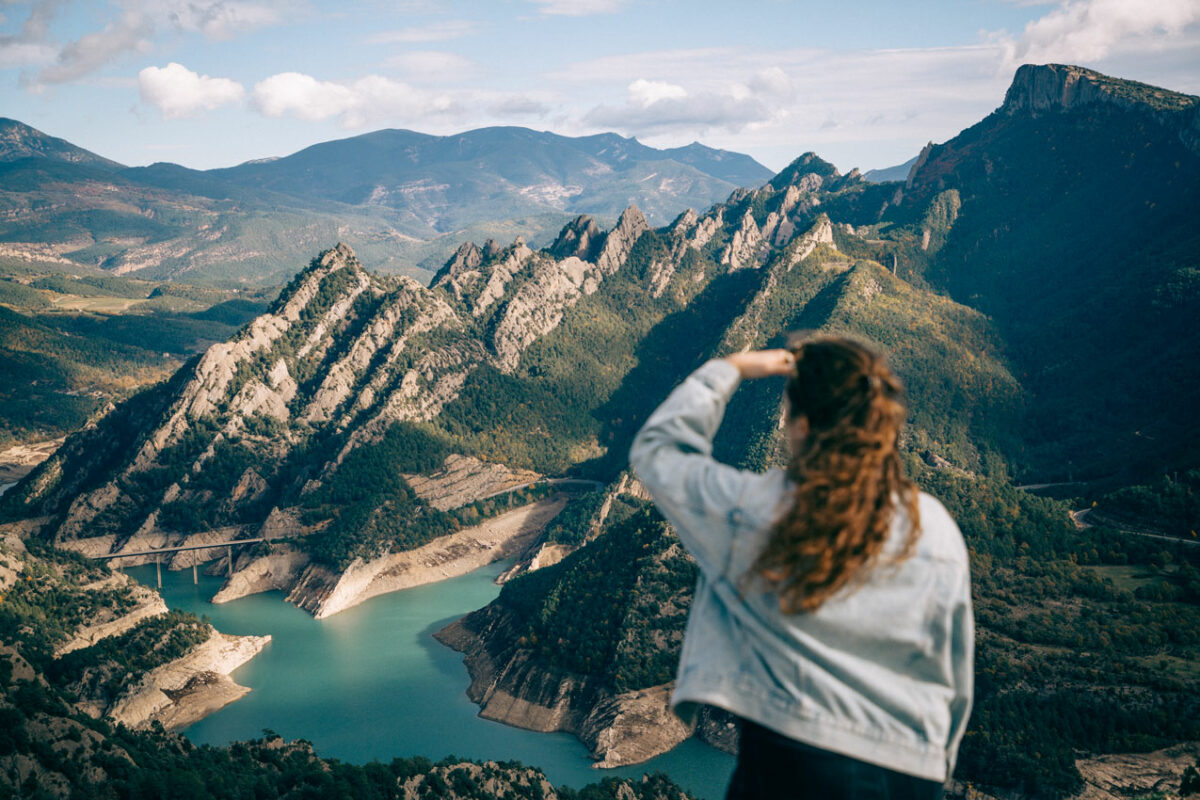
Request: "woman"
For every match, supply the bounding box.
[629,337,973,800]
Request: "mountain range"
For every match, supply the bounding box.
[1,63,1199,799]
[0,120,771,285]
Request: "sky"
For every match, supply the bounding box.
[2,0,1199,174]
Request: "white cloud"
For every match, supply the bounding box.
[252,72,356,121]
[139,62,244,118]
[0,0,60,68]
[0,40,56,68]
[368,20,477,44]
[584,78,772,137]
[628,79,687,107]
[527,0,629,16]
[166,1,289,40]
[555,45,1008,170]
[1003,0,1200,65]
[748,66,794,98]
[252,72,459,128]
[18,0,295,86]
[38,11,154,85]
[487,94,551,116]
[383,51,477,80]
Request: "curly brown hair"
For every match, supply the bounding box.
[752,335,920,613]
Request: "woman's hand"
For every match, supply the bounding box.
[724,349,795,379]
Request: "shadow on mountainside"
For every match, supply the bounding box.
[580,270,764,481]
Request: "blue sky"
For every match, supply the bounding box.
[2,0,1198,173]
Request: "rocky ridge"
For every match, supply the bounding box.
[1001,63,1199,118]
[4,146,854,620]
[3,138,983,768]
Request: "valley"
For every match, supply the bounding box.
[0,63,1198,799]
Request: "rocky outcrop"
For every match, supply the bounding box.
[1076,742,1200,799]
[1002,63,1199,118]
[497,471,647,584]
[595,206,650,276]
[547,215,603,261]
[489,207,649,372]
[434,238,536,318]
[50,245,363,542]
[212,544,310,604]
[0,437,63,483]
[302,278,456,424]
[287,496,566,619]
[403,454,542,511]
[106,630,270,731]
[437,604,692,767]
[430,241,483,290]
[471,240,535,318]
[54,577,167,656]
[719,216,837,352]
[721,210,764,271]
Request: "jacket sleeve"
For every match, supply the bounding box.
[629,358,755,577]
[944,571,975,778]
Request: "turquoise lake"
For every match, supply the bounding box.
[127,560,735,798]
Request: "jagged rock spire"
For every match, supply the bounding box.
[549,215,603,261]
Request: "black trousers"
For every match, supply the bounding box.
[725,721,944,800]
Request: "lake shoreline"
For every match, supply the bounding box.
[130,559,736,798]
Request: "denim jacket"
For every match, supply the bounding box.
[629,359,974,783]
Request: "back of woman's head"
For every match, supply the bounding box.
[753,335,919,613]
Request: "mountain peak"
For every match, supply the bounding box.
[548,215,603,261]
[1001,64,1199,117]
[0,117,123,168]
[769,152,840,191]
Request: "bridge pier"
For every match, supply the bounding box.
[227,545,233,577]
[193,560,197,585]
[155,554,161,589]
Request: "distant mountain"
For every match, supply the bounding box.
[862,154,918,183]
[0,117,122,169]
[211,126,773,231]
[0,122,770,284]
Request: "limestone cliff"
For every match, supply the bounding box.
[488,206,649,372]
[1001,63,1199,118]
[105,630,270,731]
[437,604,692,768]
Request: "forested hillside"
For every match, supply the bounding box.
[1,63,1198,799]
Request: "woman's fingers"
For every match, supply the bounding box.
[725,349,796,379]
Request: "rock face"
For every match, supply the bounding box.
[54,576,168,656]
[1074,742,1200,800]
[403,454,542,511]
[436,604,692,768]
[719,216,837,353]
[212,544,310,605]
[107,630,270,731]
[488,206,649,372]
[292,496,566,619]
[547,215,603,261]
[1001,63,1200,117]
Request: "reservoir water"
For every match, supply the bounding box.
[128,561,735,798]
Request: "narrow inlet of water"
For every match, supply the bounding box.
[127,561,735,798]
